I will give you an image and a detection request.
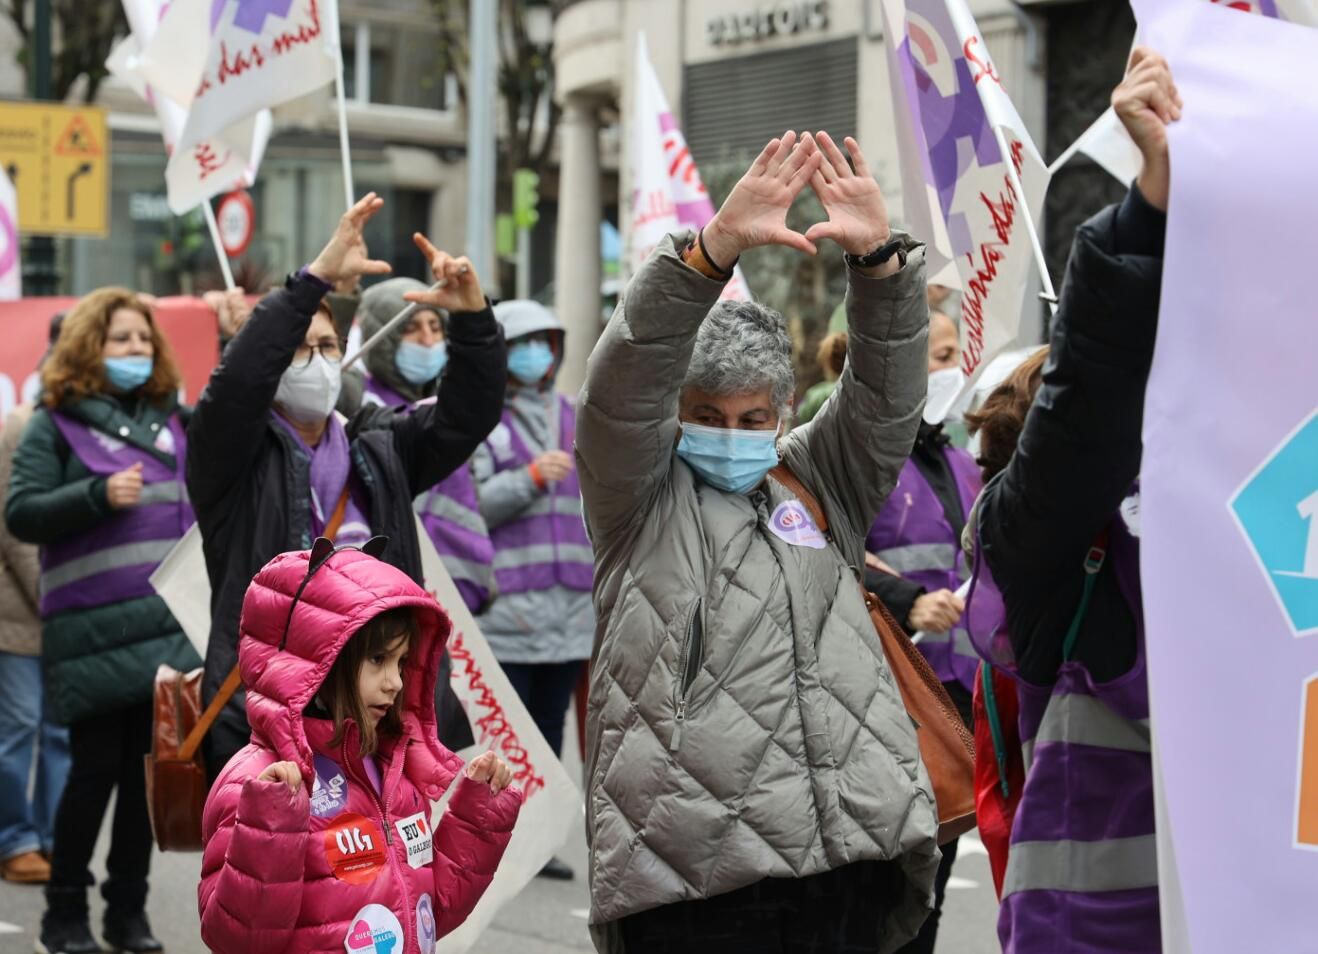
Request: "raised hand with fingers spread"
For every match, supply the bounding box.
[307,193,394,285]
[806,133,896,275]
[701,130,825,267]
[403,234,487,313]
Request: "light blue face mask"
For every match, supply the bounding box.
[395,340,448,386]
[508,340,554,385]
[676,422,781,495]
[104,355,154,391]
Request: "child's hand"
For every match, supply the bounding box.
[465,751,514,795]
[258,760,304,795]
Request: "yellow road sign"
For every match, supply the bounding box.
[0,101,109,237]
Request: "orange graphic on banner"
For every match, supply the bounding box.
[53,115,102,157]
[1299,677,1318,846]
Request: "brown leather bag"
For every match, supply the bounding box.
[145,488,352,851]
[770,465,976,844]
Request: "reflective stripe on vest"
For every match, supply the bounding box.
[876,542,960,575]
[485,397,593,595]
[1002,834,1159,897]
[39,412,191,617]
[416,492,486,533]
[1021,692,1152,771]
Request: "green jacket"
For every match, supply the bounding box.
[4,393,200,724]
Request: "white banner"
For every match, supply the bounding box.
[0,166,19,300]
[629,32,749,300]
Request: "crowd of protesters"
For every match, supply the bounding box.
[0,49,1177,954]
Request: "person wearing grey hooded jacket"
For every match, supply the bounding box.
[472,301,595,879]
[578,131,940,952]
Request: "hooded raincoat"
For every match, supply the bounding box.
[198,546,522,954]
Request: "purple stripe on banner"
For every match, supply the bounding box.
[658,111,678,134]
[1259,0,1279,17]
[40,505,185,568]
[1010,745,1155,844]
[42,565,158,616]
[999,886,1161,954]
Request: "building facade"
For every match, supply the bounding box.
[1,0,471,297]
[552,0,1135,393]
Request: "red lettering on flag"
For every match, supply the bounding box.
[960,141,1026,379]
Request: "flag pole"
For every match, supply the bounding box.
[332,13,354,211]
[342,279,451,370]
[201,201,237,291]
[988,123,1058,314]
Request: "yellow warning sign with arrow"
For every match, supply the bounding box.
[0,101,108,237]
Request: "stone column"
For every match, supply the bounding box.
[553,94,602,397]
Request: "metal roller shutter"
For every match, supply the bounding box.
[682,37,859,167]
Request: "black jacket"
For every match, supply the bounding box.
[186,271,506,760]
[978,186,1164,686]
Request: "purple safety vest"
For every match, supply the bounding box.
[39,411,193,617]
[363,378,495,612]
[483,395,592,596]
[867,449,983,690]
[992,518,1160,953]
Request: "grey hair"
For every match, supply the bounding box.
[683,300,795,419]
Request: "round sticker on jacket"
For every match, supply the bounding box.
[344,903,403,954]
[768,499,828,549]
[416,893,437,952]
[310,754,349,818]
[324,813,387,885]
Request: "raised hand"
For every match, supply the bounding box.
[701,131,825,265]
[805,133,891,258]
[307,193,393,285]
[465,750,514,795]
[1112,47,1181,212]
[402,234,486,313]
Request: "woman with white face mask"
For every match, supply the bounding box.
[186,194,508,780]
[577,131,939,951]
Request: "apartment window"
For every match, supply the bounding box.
[341,21,452,112]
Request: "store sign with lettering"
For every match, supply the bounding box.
[707,1,829,45]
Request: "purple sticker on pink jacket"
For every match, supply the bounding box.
[311,754,349,818]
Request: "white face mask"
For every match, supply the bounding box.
[275,354,342,425]
[923,367,967,426]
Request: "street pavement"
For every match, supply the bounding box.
[0,726,1002,953]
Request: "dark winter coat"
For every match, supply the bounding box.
[186,272,506,767]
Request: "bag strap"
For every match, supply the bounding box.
[768,464,829,532]
[1061,527,1111,662]
[176,486,354,762]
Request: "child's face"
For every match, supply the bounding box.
[358,635,409,724]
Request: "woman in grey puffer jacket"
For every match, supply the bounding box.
[577,130,940,953]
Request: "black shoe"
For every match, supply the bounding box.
[35,920,104,954]
[537,856,574,881]
[102,911,162,954]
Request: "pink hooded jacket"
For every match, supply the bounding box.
[198,544,522,954]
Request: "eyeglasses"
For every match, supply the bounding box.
[278,535,389,650]
[291,339,346,368]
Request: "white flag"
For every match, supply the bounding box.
[0,166,19,300]
[629,33,750,300]
[136,0,335,212]
[107,0,272,213]
[882,0,1050,401]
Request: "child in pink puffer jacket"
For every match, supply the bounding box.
[198,538,523,954]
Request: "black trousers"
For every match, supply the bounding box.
[501,660,583,757]
[619,861,905,954]
[48,701,153,912]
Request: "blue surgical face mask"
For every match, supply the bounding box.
[395,340,448,386]
[676,422,781,495]
[104,355,154,392]
[508,340,555,385]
